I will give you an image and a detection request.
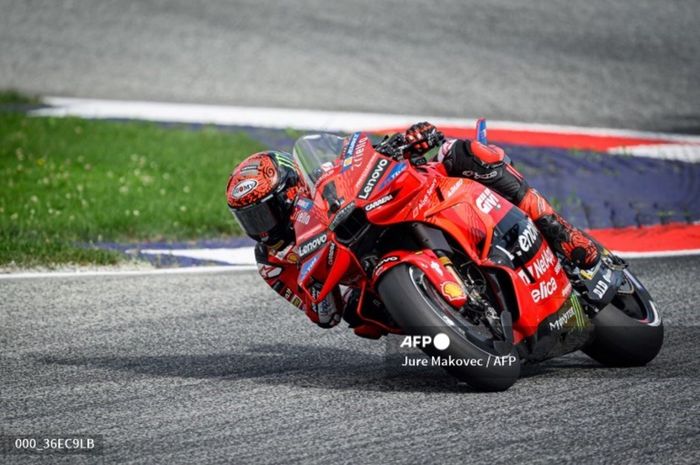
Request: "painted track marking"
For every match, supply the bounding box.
[0,265,256,280]
[31,97,700,162]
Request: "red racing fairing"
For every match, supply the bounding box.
[292,132,572,345]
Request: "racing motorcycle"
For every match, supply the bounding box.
[289,121,663,391]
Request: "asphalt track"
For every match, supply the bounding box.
[1,0,699,133]
[2,256,699,464]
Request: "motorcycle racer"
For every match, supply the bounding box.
[225,123,600,337]
[226,150,382,335]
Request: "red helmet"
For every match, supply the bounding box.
[226,151,300,246]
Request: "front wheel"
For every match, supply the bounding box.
[377,264,520,391]
[583,268,664,366]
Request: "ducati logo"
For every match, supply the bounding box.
[232,179,258,199]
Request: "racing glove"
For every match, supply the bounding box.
[374,133,407,159]
[405,122,445,156]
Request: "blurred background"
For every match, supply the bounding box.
[2,0,699,132]
[1,0,699,266]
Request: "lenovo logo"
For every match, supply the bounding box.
[298,233,328,258]
[358,158,390,200]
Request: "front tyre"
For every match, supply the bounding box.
[584,269,663,366]
[377,264,520,391]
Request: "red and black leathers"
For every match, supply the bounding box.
[254,241,344,328]
[438,137,600,269]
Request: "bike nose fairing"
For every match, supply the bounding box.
[292,132,407,302]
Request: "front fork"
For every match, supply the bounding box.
[409,222,514,350]
[409,222,470,297]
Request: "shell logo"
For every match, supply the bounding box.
[441,282,465,301]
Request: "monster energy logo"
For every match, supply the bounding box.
[549,295,587,332]
[570,294,587,329]
[275,152,296,170]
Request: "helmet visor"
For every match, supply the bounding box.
[228,195,284,237]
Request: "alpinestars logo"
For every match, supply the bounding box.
[358,158,390,200]
[462,170,498,180]
[298,232,328,258]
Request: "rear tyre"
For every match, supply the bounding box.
[583,269,663,366]
[377,264,520,391]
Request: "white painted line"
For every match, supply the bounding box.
[0,265,257,280]
[608,144,700,163]
[137,247,255,265]
[2,247,697,280]
[613,248,700,258]
[135,245,700,261]
[33,97,700,144]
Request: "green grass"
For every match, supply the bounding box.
[0,113,264,266]
[0,89,40,104]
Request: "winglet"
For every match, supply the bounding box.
[476,118,488,145]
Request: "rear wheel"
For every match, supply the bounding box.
[377,264,520,391]
[583,268,663,366]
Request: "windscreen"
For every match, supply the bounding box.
[292,133,345,194]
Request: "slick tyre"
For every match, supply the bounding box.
[584,269,663,367]
[378,264,520,391]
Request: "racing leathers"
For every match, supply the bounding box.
[254,123,600,338]
[433,135,600,270]
[254,240,342,328]
[398,121,600,270]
